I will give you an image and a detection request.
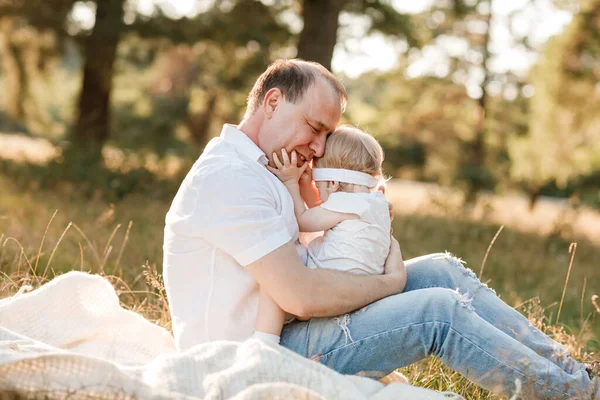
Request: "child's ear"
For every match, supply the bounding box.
[329,181,340,191]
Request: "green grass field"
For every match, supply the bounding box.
[1,174,598,399]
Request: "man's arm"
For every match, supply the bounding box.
[246,237,406,319]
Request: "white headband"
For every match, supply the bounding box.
[312,168,379,188]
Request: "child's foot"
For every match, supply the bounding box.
[378,371,409,385]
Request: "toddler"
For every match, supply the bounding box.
[253,125,392,345]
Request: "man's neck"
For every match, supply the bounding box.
[237,114,261,146]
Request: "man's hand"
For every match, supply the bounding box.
[247,241,408,319]
[267,149,308,185]
[377,183,394,234]
[383,236,407,293]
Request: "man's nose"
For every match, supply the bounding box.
[310,136,326,158]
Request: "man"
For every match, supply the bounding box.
[163,59,406,347]
[163,59,599,399]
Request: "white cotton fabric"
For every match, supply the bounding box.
[312,167,379,188]
[0,272,464,399]
[163,124,306,350]
[307,191,391,275]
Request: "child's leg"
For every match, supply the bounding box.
[253,286,286,344]
[251,331,282,344]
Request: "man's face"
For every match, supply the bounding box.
[258,80,342,167]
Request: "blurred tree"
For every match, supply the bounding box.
[1,0,121,161]
[125,0,292,148]
[393,0,556,203]
[509,0,600,208]
[343,65,479,184]
[343,0,539,196]
[461,0,492,204]
[414,0,498,203]
[71,0,126,163]
[0,13,61,128]
[0,18,27,120]
[1,0,291,160]
[296,0,346,69]
[296,0,418,70]
[0,18,28,120]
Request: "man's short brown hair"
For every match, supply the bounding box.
[246,59,347,116]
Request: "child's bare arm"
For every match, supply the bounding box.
[267,149,357,232]
[299,164,321,208]
[286,182,357,232]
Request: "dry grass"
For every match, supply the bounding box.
[1,174,599,399]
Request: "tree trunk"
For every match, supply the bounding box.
[528,186,541,211]
[0,19,27,120]
[465,1,492,205]
[186,92,218,147]
[296,0,347,70]
[72,0,125,162]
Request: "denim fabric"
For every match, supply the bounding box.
[281,252,599,399]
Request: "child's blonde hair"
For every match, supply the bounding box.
[313,125,384,193]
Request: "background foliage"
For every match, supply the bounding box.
[0,1,599,397]
[1,0,598,206]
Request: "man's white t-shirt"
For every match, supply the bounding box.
[163,124,303,350]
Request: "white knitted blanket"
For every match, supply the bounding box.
[0,272,461,399]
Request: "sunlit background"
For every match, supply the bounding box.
[1,1,599,381]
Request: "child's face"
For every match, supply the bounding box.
[316,181,336,202]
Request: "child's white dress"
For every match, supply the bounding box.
[306,191,391,275]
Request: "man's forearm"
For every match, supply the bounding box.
[295,268,404,319]
[247,241,406,322]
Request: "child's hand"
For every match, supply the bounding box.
[299,162,312,184]
[267,149,308,185]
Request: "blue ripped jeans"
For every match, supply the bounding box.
[280,253,599,399]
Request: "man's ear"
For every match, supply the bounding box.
[329,181,340,191]
[263,88,283,119]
